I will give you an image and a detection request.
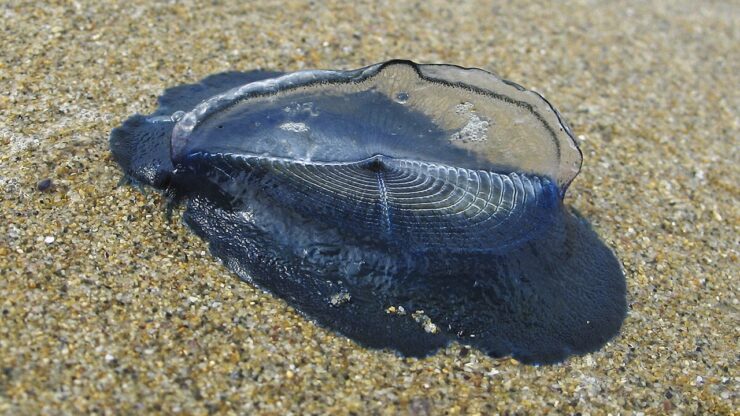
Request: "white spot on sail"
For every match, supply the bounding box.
[450,102,490,142]
[279,122,309,133]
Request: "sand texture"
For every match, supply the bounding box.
[1,0,737,414]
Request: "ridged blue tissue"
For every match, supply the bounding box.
[110,60,626,364]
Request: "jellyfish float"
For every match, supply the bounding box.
[110,60,626,364]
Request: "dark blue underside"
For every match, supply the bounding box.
[181,188,625,364]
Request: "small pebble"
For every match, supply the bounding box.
[36,178,53,192]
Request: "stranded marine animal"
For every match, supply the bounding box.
[110,60,626,364]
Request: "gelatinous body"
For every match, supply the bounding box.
[110,60,626,364]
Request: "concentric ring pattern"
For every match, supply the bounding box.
[194,152,558,252]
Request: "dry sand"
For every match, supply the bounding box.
[1,0,737,414]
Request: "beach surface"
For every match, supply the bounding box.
[1,0,737,414]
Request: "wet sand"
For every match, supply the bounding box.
[1,0,737,414]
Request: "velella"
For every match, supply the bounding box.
[110,60,626,364]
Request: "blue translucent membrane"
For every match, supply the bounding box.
[110,62,625,364]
